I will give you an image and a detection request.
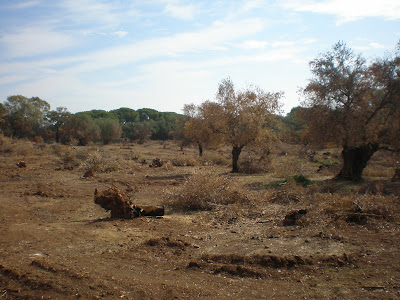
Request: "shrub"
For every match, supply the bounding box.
[81,151,121,172]
[166,169,249,210]
[293,174,312,187]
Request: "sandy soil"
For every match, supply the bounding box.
[0,142,399,299]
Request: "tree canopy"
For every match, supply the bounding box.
[185,78,282,172]
[2,95,50,138]
[301,41,400,181]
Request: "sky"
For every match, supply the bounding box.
[0,0,399,115]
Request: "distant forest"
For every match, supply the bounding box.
[0,97,189,145]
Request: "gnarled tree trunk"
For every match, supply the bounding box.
[335,143,379,181]
[232,145,244,173]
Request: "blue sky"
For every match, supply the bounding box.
[0,0,399,114]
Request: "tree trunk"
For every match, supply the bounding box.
[335,143,379,181]
[198,143,203,157]
[232,145,243,173]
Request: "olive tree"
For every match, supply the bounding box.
[186,78,282,172]
[301,41,400,181]
[183,102,224,156]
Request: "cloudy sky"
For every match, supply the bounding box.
[0,0,399,114]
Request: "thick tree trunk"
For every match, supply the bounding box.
[335,143,379,181]
[232,145,243,173]
[198,143,203,157]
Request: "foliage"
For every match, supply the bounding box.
[2,95,50,138]
[75,109,117,120]
[109,107,139,124]
[95,118,122,144]
[151,112,183,140]
[183,102,223,156]
[292,174,312,187]
[184,78,282,172]
[124,121,155,143]
[0,103,5,129]
[46,107,71,143]
[59,114,99,146]
[280,106,309,145]
[137,108,160,122]
[301,41,400,181]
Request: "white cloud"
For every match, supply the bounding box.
[13,1,41,9]
[272,41,295,47]
[239,40,268,49]
[351,39,387,51]
[113,31,128,38]
[369,42,385,49]
[164,2,197,20]
[59,0,139,30]
[282,0,400,24]
[63,18,265,73]
[0,27,75,58]
[242,0,264,12]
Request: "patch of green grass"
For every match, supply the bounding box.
[317,159,340,165]
[293,174,313,187]
[264,180,287,189]
[264,174,313,189]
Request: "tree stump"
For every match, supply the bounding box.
[94,186,164,219]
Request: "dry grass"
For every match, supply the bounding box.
[363,164,394,179]
[0,136,35,156]
[166,168,249,211]
[269,155,315,178]
[81,150,125,172]
[200,152,230,166]
[171,156,198,167]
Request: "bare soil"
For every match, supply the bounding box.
[0,141,399,299]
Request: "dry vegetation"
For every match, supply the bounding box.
[0,137,399,299]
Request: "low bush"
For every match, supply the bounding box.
[166,169,249,210]
[81,151,121,172]
[293,174,312,187]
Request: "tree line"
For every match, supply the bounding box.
[1,41,399,181]
[0,100,187,146]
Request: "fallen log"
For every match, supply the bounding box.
[94,186,164,219]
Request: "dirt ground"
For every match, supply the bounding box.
[0,140,399,299]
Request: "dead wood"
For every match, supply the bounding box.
[94,186,164,219]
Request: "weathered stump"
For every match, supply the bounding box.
[94,186,164,219]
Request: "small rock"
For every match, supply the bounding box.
[16,161,27,168]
